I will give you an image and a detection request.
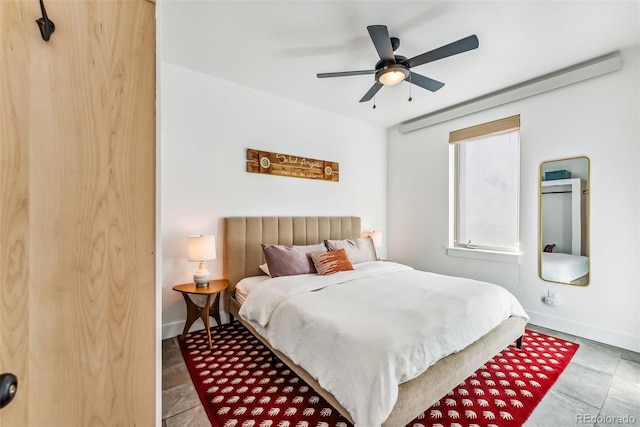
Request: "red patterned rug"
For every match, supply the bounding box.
[179,323,578,427]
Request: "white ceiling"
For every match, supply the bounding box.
[162,1,640,129]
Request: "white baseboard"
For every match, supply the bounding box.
[527,310,640,352]
[162,321,187,340]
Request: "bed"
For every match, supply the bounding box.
[224,216,528,427]
[541,252,589,285]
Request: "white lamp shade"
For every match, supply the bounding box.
[362,230,382,247]
[187,235,216,261]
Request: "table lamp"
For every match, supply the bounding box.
[187,235,216,287]
[362,230,382,248]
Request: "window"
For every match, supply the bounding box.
[450,115,520,253]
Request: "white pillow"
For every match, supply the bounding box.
[259,263,271,276]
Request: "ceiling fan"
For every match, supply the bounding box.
[317,25,479,103]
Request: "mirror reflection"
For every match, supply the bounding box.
[539,156,590,286]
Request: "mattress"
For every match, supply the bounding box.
[235,275,271,304]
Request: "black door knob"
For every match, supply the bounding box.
[0,373,18,409]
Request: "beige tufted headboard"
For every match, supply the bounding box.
[223,216,361,305]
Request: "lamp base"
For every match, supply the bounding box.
[193,270,211,288]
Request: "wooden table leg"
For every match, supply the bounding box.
[200,295,213,348]
[179,293,201,339]
[209,292,222,328]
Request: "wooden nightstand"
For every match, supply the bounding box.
[172,279,228,348]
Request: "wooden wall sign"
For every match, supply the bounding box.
[247,148,339,182]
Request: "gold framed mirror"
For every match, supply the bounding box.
[539,156,590,286]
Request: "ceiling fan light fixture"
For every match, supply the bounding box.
[377,65,409,86]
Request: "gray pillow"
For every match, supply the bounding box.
[261,243,327,277]
[324,237,378,264]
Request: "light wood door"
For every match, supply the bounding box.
[0,1,156,425]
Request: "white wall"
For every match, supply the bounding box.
[160,62,387,338]
[387,48,640,352]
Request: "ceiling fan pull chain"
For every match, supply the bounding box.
[373,94,376,109]
[408,74,413,102]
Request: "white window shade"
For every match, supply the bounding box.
[451,114,520,253]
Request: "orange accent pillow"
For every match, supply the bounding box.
[311,249,354,276]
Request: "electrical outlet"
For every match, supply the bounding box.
[543,295,561,306]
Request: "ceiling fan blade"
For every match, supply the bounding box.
[407,34,479,68]
[359,82,384,102]
[367,25,395,63]
[317,70,376,79]
[409,72,445,92]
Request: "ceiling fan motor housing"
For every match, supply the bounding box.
[374,55,408,71]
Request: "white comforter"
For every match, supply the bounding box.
[239,261,528,427]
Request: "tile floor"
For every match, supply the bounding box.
[162,323,640,427]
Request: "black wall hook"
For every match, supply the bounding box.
[36,0,55,42]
